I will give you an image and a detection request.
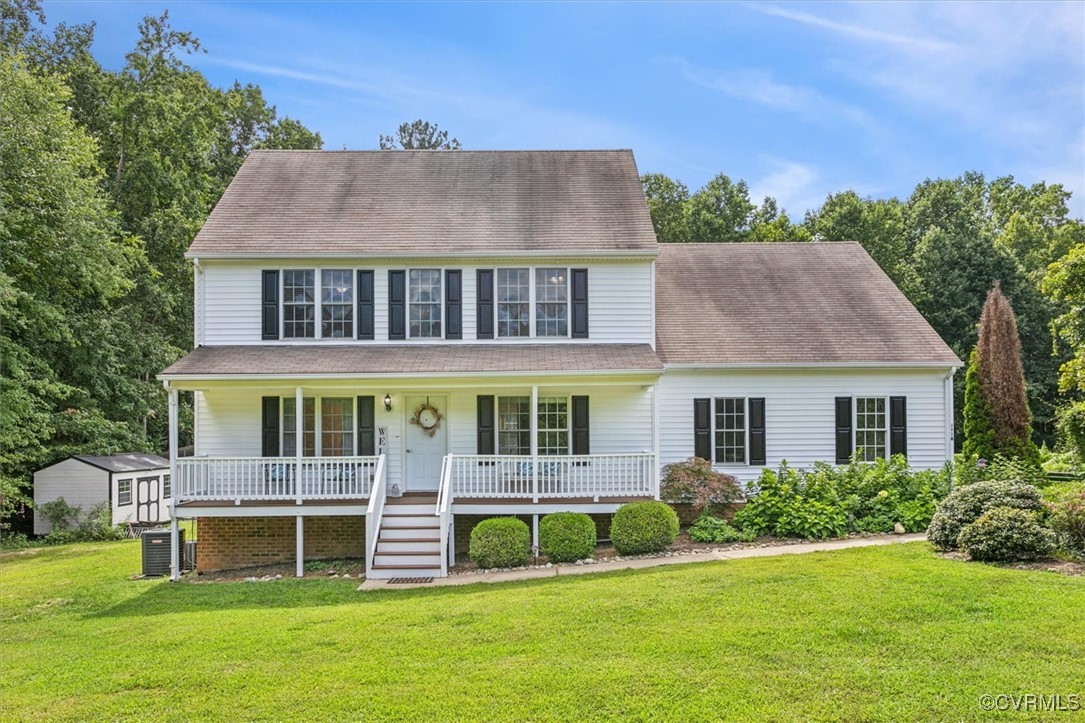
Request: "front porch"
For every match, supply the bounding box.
[169,451,657,580]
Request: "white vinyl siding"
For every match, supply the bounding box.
[198,259,652,345]
[659,368,952,482]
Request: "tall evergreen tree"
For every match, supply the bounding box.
[963,283,1039,462]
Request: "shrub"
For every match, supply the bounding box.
[688,513,756,543]
[35,500,123,544]
[659,458,742,516]
[957,507,1055,562]
[1044,485,1085,558]
[469,517,531,569]
[610,501,679,555]
[539,513,596,562]
[38,498,81,532]
[927,480,1044,551]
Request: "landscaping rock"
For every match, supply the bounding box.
[894,523,906,535]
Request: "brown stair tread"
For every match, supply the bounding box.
[375,550,440,556]
[370,563,443,570]
[378,537,440,543]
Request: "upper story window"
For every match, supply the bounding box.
[281,269,354,340]
[321,270,353,338]
[535,268,568,337]
[409,269,442,338]
[283,270,316,339]
[497,269,530,337]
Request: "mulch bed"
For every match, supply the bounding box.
[185,559,365,583]
[939,551,1084,577]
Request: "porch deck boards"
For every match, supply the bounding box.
[453,496,648,505]
[176,498,369,508]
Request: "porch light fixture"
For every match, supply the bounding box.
[384,394,393,412]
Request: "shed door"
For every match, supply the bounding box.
[136,476,160,523]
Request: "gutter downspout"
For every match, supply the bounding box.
[944,369,956,490]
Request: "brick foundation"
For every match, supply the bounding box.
[196,515,365,573]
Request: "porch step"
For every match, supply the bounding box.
[373,552,441,567]
[376,539,440,552]
[367,564,442,579]
[380,503,435,516]
[381,514,436,528]
[379,527,439,540]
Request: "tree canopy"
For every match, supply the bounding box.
[379,119,461,150]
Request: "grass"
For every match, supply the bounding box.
[2,542,1083,721]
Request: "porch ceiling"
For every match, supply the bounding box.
[159,343,663,382]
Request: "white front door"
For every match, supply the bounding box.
[404,395,448,492]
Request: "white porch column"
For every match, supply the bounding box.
[651,383,661,500]
[530,385,539,503]
[167,385,180,581]
[296,515,304,578]
[448,514,456,567]
[532,513,539,555]
[295,386,303,505]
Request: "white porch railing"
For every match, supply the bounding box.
[446,453,656,502]
[436,455,454,575]
[364,455,388,579]
[175,456,383,502]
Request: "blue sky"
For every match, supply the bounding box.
[48,1,1085,218]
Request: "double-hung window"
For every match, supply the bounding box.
[282,397,355,456]
[855,397,887,461]
[497,397,531,454]
[714,398,746,464]
[497,269,530,337]
[409,269,442,338]
[494,395,570,455]
[283,270,316,339]
[281,269,353,339]
[321,270,353,338]
[162,475,171,499]
[535,268,568,337]
[117,479,133,506]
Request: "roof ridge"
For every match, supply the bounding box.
[247,148,635,154]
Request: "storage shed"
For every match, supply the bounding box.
[33,454,172,534]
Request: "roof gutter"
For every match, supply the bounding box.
[157,367,665,383]
[183,248,660,261]
[664,361,964,371]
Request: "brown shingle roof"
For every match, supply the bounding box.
[655,242,961,366]
[160,344,663,378]
[188,150,658,257]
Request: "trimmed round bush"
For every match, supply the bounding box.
[610,501,679,555]
[927,480,1043,551]
[957,506,1056,562]
[469,517,531,569]
[539,512,596,562]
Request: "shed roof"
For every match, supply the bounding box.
[654,242,961,366]
[160,343,664,378]
[187,150,658,257]
[74,454,170,473]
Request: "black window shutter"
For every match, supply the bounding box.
[477,395,495,454]
[356,270,374,340]
[261,270,279,340]
[748,398,766,466]
[261,396,280,456]
[388,270,406,340]
[357,396,375,455]
[835,397,853,464]
[572,396,590,455]
[890,396,907,458]
[571,268,589,338]
[694,398,711,461]
[476,269,494,339]
[445,270,462,339]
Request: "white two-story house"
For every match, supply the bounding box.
[159,149,960,580]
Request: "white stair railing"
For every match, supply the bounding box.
[436,454,455,576]
[364,454,388,579]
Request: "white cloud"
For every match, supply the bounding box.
[745,3,958,53]
[748,160,824,218]
[666,57,878,133]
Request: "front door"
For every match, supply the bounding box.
[404,395,448,492]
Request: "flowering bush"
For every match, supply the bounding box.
[659,457,742,516]
[1044,483,1085,558]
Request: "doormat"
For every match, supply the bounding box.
[388,577,434,584]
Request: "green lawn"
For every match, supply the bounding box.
[2,542,1082,721]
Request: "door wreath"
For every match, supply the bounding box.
[410,401,443,437]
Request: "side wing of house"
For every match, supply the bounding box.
[32,460,109,535]
[659,367,954,482]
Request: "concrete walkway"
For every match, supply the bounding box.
[358,533,927,591]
